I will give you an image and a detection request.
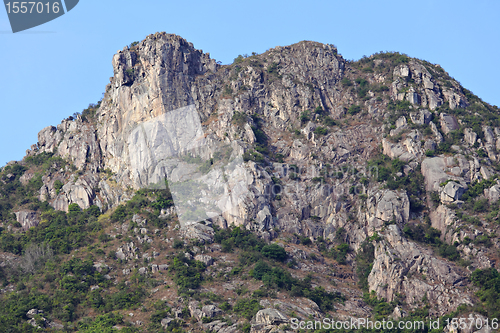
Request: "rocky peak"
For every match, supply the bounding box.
[110,33,218,90]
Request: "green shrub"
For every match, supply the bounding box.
[78,313,127,332]
[233,55,244,64]
[471,268,500,318]
[233,299,262,320]
[261,244,287,262]
[220,301,232,311]
[474,235,493,248]
[232,111,247,127]
[170,253,206,290]
[347,105,361,115]
[300,110,311,124]
[462,177,497,201]
[300,236,312,246]
[322,117,336,126]
[266,62,280,76]
[214,226,266,254]
[243,150,264,163]
[341,78,352,87]
[355,241,375,291]
[68,203,81,213]
[438,244,460,261]
[329,243,349,265]
[172,239,184,249]
[111,205,127,222]
[430,191,440,207]
[363,292,395,319]
[313,127,328,136]
[474,198,489,213]
[252,126,267,146]
[54,180,64,194]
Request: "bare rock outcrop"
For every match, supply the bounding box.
[194,254,214,266]
[251,309,288,333]
[179,223,214,244]
[368,225,472,316]
[14,211,39,230]
[440,181,466,203]
[430,205,457,242]
[440,113,459,134]
[364,189,410,232]
[485,184,500,203]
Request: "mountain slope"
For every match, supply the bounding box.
[1,32,500,332]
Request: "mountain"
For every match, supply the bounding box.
[1,32,500,332]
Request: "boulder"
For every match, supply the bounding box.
[27,309,44,319]
[194,254,214,266]
[483,126,496,145]
[425,89,443,110]
[365,190,410,230]
[396,116,407,129]
[19,171,35,185]
[14,211,39,230]
[464,128,477,146]
[179,222,214,243]
[442,89,467,109]
[485,185,500,203]
[93,262,109,273]
[382,138,417,162]
[429,121,444,142]
[253,309,287,326]
[259,299,321,320]
[161,317,174,328]
[407,91,420,105]
[203,320,239,333]
[116,242,138,260]
[251,309,288,333]
[430,205,457,242]
[392,306,407,319]
[424,140,437,152]
[422,157,451,192]
[52,178,95,212]
[201,305,223,318]
[159,206,176,219]
[439,113,459,134]
[188,301,203,320]
[440,181,466,203]
[301,121,317,140]
[410,109,432,125]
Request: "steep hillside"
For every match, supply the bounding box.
[1,32,500,332]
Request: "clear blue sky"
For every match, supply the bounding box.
[1,0,499,165]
